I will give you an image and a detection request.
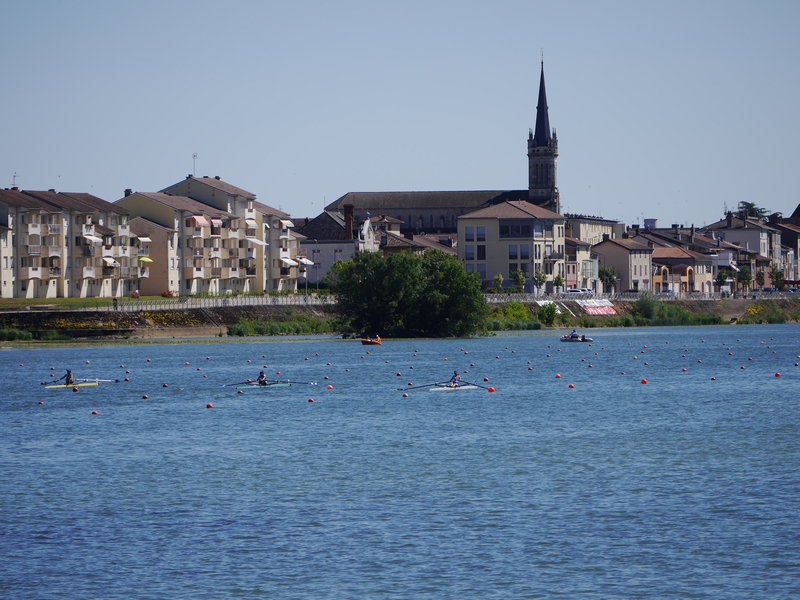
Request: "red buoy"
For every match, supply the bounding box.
[484,377,489,382]
[487,387,495,393]
[39,401,44,404]
[238,390,244,394]
[555,374,561,379]
[327,385,333,390]
[92,410,98,415]
[163,383,168,388]
[403,393,409,398]
[308,398,314,402]
[775,372,781,378]
[73,387,79,392]
[206,403,213,409]
[142,394,148,399]
[568,384,575,389]
[641,379,647,384]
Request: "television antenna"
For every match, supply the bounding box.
[12,172,19,187]
[192,153,198,176]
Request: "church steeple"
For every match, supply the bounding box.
[532,61,551,147]
[528,61,559,213]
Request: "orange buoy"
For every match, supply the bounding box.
[206,403,213,409]
[327,385,333,390]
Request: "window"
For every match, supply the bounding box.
[534,222,543,238]
[477,226,485,242]
[465,245,475,260]
[465,227,474,242]
[535,244,541,259]
[508,244,518,260]
[499,222,533,238]
[545,244,552,257]
[509,264,518,278]
[477,263,487,280]
[477,245,486,261]
[520,244,530,261]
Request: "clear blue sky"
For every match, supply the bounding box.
[2,0,799,227]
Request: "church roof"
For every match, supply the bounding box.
[325,190,529,212]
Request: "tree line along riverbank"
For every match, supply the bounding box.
[1,297,799,341]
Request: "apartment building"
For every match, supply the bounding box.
[457,200,566,292]
[591,236,653,293]
[0,188,147,298]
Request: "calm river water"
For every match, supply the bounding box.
[2,325,799,598]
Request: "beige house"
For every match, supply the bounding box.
[591,236,653,293]
[651,246,714,296]
[457,200,566,292]
[129,217,174,296]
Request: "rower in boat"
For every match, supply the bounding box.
[56,369,75,385]
[256,371,267,386]
[448,370,462,388]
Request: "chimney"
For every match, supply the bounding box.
[215,176,221,180]
[187,174,193,179]
[404,231,414,240]
[124,189,132,197]
[727,211,733,227]
[344,204,354,239]
[672,223,679,234]
[691,224,695,243]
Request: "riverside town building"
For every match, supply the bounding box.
[1,63,797,299]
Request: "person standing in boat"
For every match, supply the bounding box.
[256,371,267,386]
[448,370,461,387]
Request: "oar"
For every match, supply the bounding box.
[461,380,493,390]
[222,381,253,387]
[77,378,119,383]
[268,379,317,385]
[395,382,444,391]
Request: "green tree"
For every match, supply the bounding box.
[532,268,547,295]
[737,201,769,220]
[770,264,785,290]
[504,301,529,320]
[598,265,618,294]
[511,268,526,293]
[755,269,765,289]
[536,302,558,326]
[715,270,729,292]
[492,273,505,293]
[737,265,752,293]
[331,250,488,337]
[553,273,565,292]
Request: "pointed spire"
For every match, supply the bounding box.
[532,61,551,147]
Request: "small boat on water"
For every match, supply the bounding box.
[429,383,480,391]
[560,335,593,343]
[237,381,292,390]
[361,336,382,346]
[44,379,101,389]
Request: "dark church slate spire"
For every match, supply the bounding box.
[532,61,551,147]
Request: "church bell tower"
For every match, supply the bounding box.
[528,61,559,213]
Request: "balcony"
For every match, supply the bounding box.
[19,266,42,280]
[191,227,204,238]
[138,246,150,256]
[46,245,62,257]
[139,267,150,278]
[279,229,291,240]
[117,224,130,238]
[102,245,116,258]
[82,246,95,257]
[28,223,41,236]
[245,267,256,277]
[192,248,204,259]
[27,245,41,256]
[228,248,240,258]
[280,267,291,276]
[245,248,256,260]
[210,227,221,237]
[208,247,222,259]
[119,267,134,278]
[227,226,239,238]
[49,267,62,278]
[102,267,118,278]
[184,266,207,279]
[545,252,564,261]
[119,246,130,257]
[45,224,62,235]
[82,267,97,279]
[211,267,222,279]
[82,224,95,237]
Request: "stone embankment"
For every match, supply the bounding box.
[0,305,338,339]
